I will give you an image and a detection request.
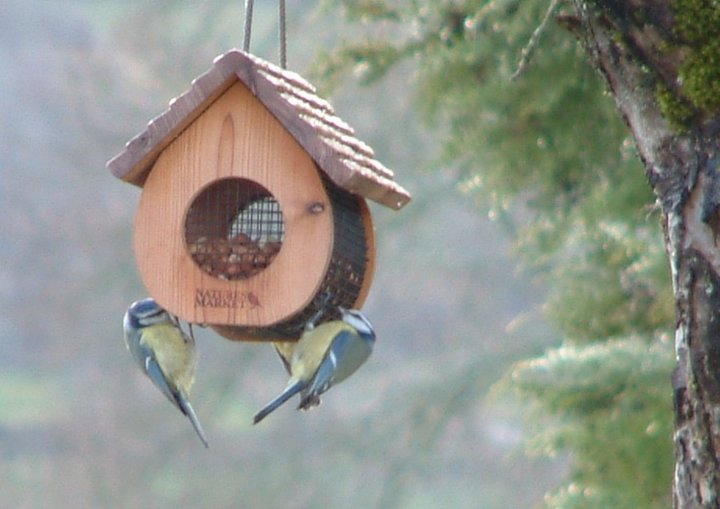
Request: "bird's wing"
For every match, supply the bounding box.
[144,354,181,409]
[300,330,371,408]
[146,354,209,447]
[301,343,340,400]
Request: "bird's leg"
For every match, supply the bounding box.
[170,313,195,343]
[305,292,333,331]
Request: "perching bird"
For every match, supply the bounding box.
[254,307,376,424]
[123,298,209,448]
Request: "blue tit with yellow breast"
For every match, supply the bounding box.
[123,298,209,448]
[254,307,376,424]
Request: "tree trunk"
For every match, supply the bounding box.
[569,2,720,507]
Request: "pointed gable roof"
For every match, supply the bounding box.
[107,49,411,210]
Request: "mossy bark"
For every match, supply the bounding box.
[569,1,720,507]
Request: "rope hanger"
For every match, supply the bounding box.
[243,0,288,69]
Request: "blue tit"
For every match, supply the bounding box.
[253,307,376,424]
[123,298,209,448]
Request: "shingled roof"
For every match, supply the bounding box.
[107,49,411,210]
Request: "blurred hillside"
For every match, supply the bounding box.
[0,1,563,507]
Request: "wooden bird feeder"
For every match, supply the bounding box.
[107,49,411,341]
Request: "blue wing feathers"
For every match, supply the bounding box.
[144,355,179,409]
[299,331,371,409]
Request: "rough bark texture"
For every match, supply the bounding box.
[569,1,720,507]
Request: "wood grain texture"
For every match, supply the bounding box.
[134,82,334,327]
[107,49,411,210]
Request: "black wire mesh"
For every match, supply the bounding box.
[184,178,284,280]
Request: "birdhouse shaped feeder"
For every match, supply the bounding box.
[107,50,411,341]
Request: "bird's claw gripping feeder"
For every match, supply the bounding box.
[107,49,411,342]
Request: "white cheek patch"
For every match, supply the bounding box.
[347,315,372,336]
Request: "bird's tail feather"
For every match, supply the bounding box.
[178,396,209,448]
[253,381,304,424]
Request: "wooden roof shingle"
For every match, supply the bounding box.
[107,49,411,210]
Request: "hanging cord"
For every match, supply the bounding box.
[243,0,254,52]
[278,0,287,68]
[243,0,288,69]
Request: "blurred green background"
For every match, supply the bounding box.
[0,1,568,508]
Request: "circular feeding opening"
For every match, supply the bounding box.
[184,178,284,280]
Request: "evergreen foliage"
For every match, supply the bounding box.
[317,1,676,506]
[509,338,674,508]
